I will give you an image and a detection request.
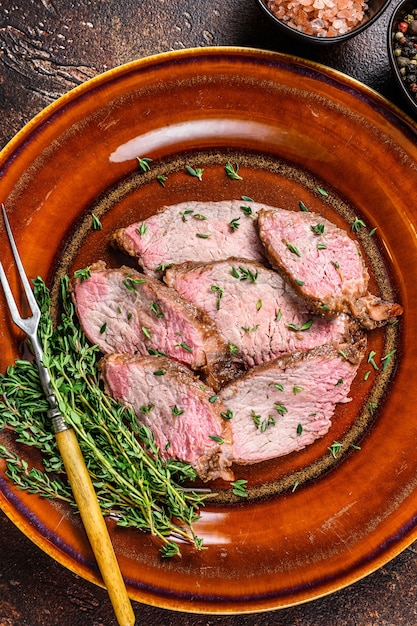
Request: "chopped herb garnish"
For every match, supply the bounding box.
[276,310,282,321]
[251,410,261,428]
[74,267,91,283]
[256,299,262,311]
[296,423,303,435]
[317,243,327,250]
[352,217,366,233]
[148,348,167,356]
[99,322,107,334]
[225,162,242,180]
[274,403,288,416]
[335,378,343,386]
[193,213,207,220]
[231,479,248,498]
[292,481,299,492]
[209,394,219,403]
[241,324,259,333]
[382,349,396,371]
[153,369,166,376]
[273,383,284,391]
[298,200,309,212]
[180,209,194,222]
[231,266,258,283]
[91,214,102,230]
[369,401,378,415]
[368,227,377,237]
[240,204,253,216]
[229,217,240,232]
[150,302,164,318]
[209,435,225,444]
[293,385,304,395]
[171,405,184,417]
[196,233,210,239]
[142,326,151,340]
[317,187,328,197]
[367,350,379,370]
[285,241,301,257]
[251,411,275,432]
[211,285,224,310]
[157,174,167,187]
[137,156,152,172]
[261,416,276,432]
[175,342,193,353]
[328,441,342,458]
[331,260,343,281]
[295,279,305,286]
[311,223,325,235]
[139,404,155,414]
[228,343,238,354]
[155,263,173,272]
[220,409,233,420]
[185,164,204,181]
[287,320,313,332]
[364,370,371,381]
[241,195,254,202]
[136,222,148,236]
[123,275,147,291]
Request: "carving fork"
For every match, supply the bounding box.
[0,205,135,626]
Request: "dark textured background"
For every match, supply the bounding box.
[1,0,416,624]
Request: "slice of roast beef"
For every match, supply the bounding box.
[257,208,403,330]
[111,200,268,277]
[71,261,243,390]
[165,258,357,369]
[219,339,366,464]
[99,354,234,482]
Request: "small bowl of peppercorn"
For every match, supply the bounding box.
[256,0,390,44]
[388,0,417,114]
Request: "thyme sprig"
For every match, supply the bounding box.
[0,277,208,557]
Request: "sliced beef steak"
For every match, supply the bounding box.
[219,340,366,464]
[165,258,357,369]
[258,208,403,330]
[71,261,242,390]
[99,354,233,482]
[112,200,268,277]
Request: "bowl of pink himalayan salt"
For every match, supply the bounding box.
[256,0,390,43]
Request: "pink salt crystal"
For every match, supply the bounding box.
[266,0,368,37]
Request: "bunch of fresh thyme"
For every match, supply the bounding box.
[0,275,208,557]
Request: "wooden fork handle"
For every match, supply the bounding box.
[54,427,136,626]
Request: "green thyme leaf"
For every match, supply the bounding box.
[225,162,242,180]
[185,164,204,181]
[91,214,102,230]
[137,156,152,172]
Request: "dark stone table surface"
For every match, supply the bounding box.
[0,0,416,624]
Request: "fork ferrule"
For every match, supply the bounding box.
[50,411,70,434]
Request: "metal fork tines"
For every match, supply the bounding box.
[0,204,41,338]
[0,204,49,389]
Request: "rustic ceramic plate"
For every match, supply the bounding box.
[0,47,416,614]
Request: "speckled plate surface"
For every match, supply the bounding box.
[0,47,416,614]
